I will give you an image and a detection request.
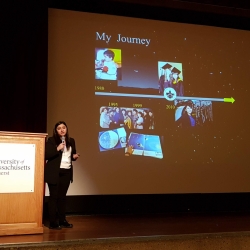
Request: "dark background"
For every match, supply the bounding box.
[1,0,250,215]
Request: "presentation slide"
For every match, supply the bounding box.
[47,9,250,195]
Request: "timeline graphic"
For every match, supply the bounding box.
[96,91,235,103]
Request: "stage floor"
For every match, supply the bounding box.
[1,213,250,247]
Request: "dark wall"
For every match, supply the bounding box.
[49,0,250,30]
[0,0,48,133]
[43,193,250,216]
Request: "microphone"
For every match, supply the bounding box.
[61,136,65,152]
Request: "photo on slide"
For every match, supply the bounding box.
[99,106,155,130]
[125,132,163,159]
[98,127,127,152]
[158,62,183,96]
[95,48,122,80]
[174,99,213,128]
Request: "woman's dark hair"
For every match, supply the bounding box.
[181,101,193,116]
[53,121,70,149]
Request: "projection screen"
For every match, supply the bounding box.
[47,8,250,195]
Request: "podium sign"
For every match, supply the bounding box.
[0,131,47,236]
[0,143,36,193]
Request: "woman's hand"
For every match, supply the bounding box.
[73,153,80,160]
[57,142,65,151]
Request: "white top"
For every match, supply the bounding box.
[60,146,72,169]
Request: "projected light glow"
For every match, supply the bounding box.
[47,9,250,195]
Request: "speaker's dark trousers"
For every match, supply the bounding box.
[47,168,71,223]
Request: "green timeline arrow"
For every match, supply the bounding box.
[95,92,236,104]
[224,97,235,103]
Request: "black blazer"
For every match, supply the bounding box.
[44,137,76,184]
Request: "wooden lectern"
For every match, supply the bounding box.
[0,131,47,236]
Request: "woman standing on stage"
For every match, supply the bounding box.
[45,121,80,230]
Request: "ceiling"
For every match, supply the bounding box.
[108,0,250,17]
